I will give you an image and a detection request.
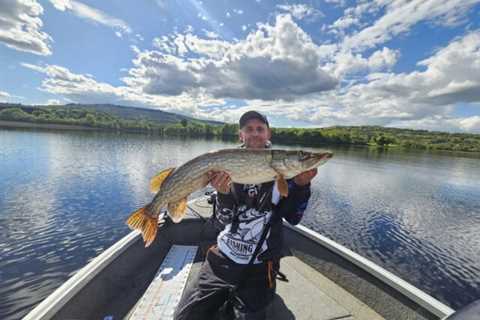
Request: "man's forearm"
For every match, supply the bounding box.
[276,180,311,225]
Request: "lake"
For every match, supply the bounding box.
[1,128,479,319]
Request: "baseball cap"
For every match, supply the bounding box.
[239,110,269,128]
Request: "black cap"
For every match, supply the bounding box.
[239,110,269,128]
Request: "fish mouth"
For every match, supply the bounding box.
[312,151,333,161]
[305,151,333,168]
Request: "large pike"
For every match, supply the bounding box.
[126,148,333,246]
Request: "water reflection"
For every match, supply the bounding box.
[0,129,479,319]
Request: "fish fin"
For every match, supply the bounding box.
[276,175,289,198]
[125,207,158,247]
[150,167,175,193]
[168,197,188,223]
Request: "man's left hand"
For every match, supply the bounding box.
[293,168,318,186]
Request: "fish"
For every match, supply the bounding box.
[126,148,333,247]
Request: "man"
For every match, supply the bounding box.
[174,111,317,320]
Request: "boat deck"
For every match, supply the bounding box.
[185,197,384,320]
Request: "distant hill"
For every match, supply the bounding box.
[1,102,479,153]
[0,102,223,126]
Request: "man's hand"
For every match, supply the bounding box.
[293,168,318,186]
[207,171,232,194]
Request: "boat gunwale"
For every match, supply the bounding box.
[284,223,455,319]
[23,230,141,320]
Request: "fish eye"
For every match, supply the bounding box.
[300,151,311,161]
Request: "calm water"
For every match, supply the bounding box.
[1,129,479,319]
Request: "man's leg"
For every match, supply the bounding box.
[231,265,276,320]
[174,252,232,320]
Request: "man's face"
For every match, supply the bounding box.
[239,118,271,149]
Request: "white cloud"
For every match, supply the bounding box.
[341,0,480,52]
[0,90,11,97]
[0,90,11,101]
[386,31,480,106]
[324,0,346,7]
[127,14,337,100]
[0,0,52,55]
[20,62,225,118]
[22,62,123,102]
[46,99,62,105]
[327,46,399,77]
[459,116,480,131]
[203,29,219,39]
[232,9,243,15]
[49,0,131,35]
[387,116,480,133]
[276,4,323,21]
[331,15,359,31]
[207,30,480,133]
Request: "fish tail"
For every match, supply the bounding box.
[126,207,158,247]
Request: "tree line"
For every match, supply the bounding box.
[1,106,479,153]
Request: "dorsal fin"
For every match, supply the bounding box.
[150,167,175,193]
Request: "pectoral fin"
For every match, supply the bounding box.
[276,174,289,198]
[150,167,175,193]
[168,197,188,223]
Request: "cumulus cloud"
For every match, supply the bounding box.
[0,0,52,55]
[20,62,225,118]
[0,90,12,101]
[341,0,480,52]
[331,15,359,31]
[46,99,62,105]
[459,116,480,131]
[126,14,337,100]
[49,0,131,35]
[308,31,480,129]
[22,63,123,102]
[327,46,399,77]
[211,29,480,133]
[356,31,480,111]
[276,4,323,21]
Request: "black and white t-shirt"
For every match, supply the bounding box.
[216,182,281,264]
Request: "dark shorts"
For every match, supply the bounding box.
[174,247,277,320]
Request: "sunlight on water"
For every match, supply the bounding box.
[0,129,479,318]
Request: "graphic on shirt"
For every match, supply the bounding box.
[245,184,259,198]
[218,205,271,264]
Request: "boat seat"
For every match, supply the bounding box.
[128,245,198,320]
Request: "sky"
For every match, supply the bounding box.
[1,0,480,132]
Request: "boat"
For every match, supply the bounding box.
[24,194,478,320]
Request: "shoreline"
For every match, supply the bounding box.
[1,120,479,155]
[0,120,100,131]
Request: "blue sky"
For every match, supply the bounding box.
[1,0,480,132]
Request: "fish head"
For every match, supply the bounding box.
[271,150,333,177]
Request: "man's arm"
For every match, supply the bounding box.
[276,168,317,225]
[276,181,311,225]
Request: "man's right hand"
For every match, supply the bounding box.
[207,171,232,194]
